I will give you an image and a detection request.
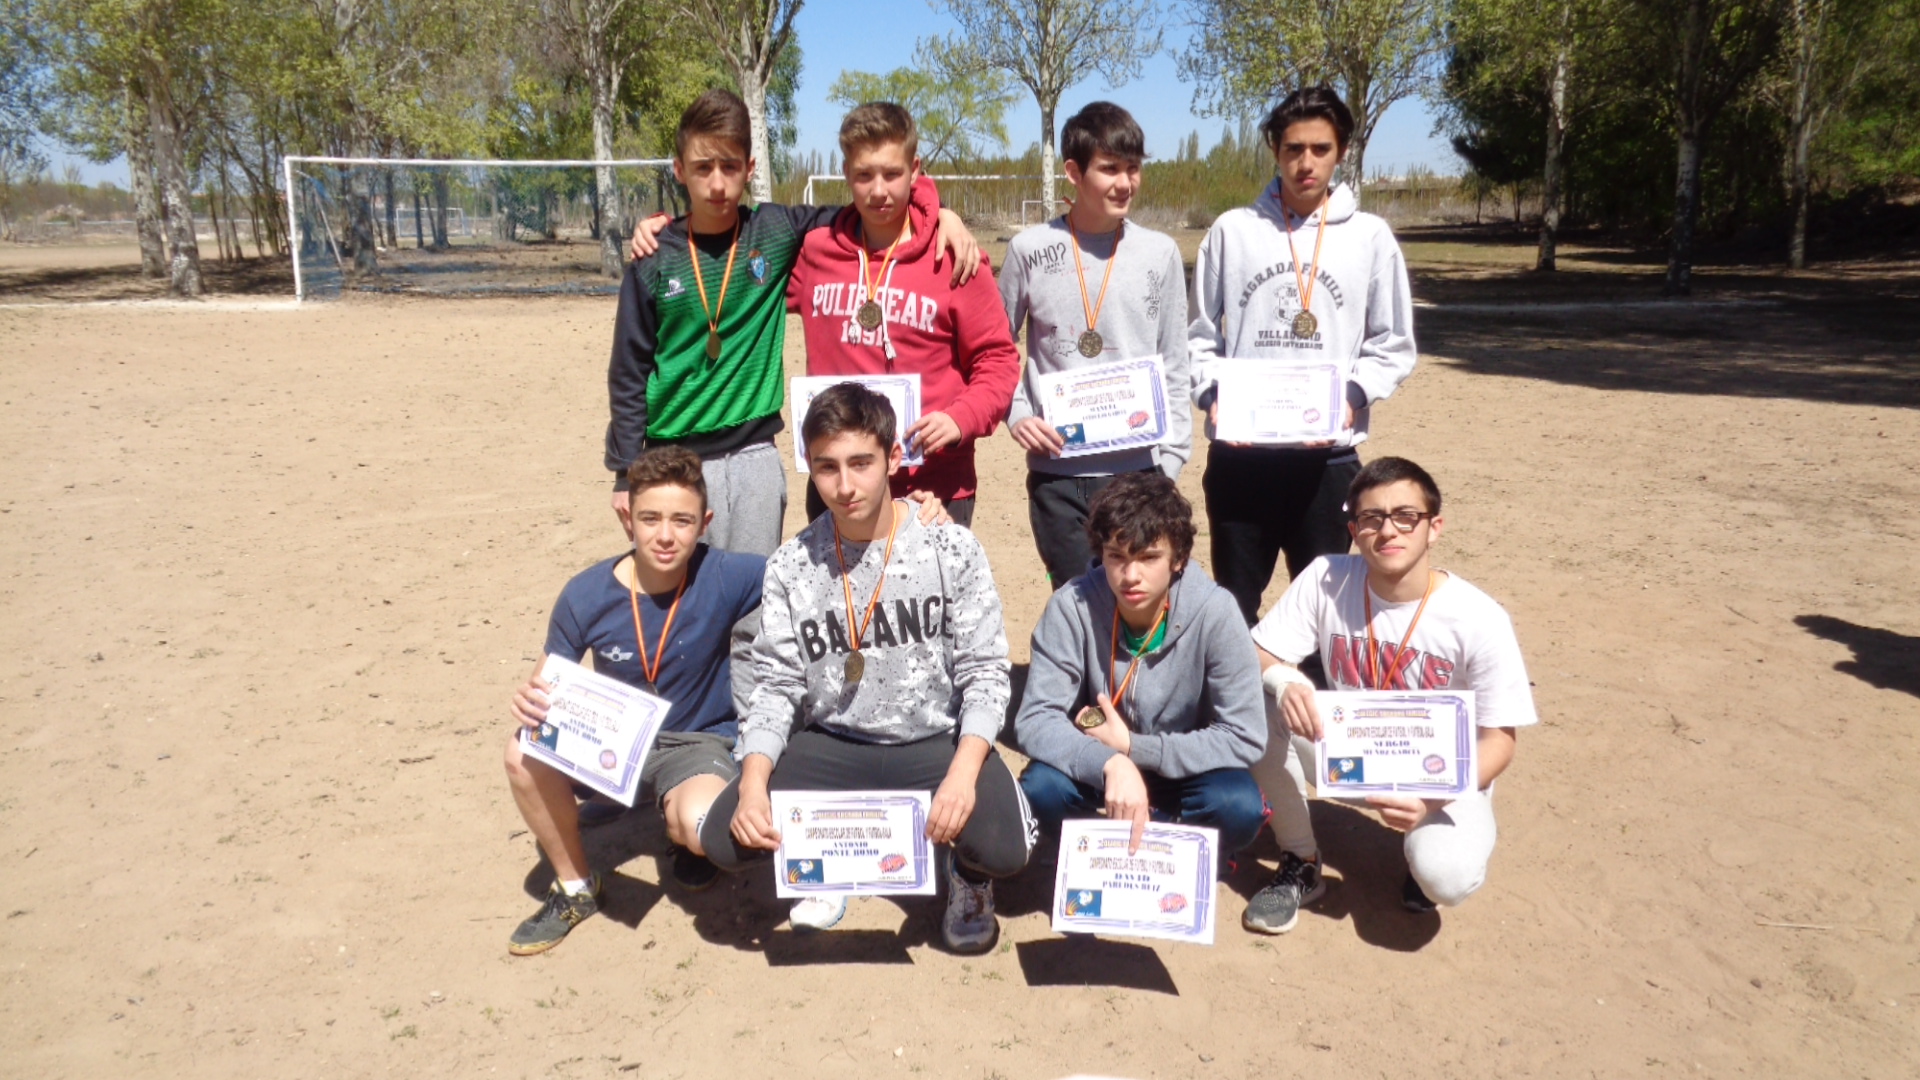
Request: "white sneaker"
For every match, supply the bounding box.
[789,894,847,931]
[942,853,998,954]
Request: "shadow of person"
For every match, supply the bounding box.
[1015,937,1179,995]
[673,859,943,964]
[1305,802,1441,952]
[1795,615,1920,698]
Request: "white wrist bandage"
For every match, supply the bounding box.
[1261,664,1314,700]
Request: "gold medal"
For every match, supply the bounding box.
[704,330,721,359]
[1074,706,1105,731]
[1077,330,1104,358]
[1291,311,1317,338]
[857,301,884,330]
[844,650,865,684]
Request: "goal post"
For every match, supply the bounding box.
[282,156,676,300]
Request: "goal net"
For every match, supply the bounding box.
[283,156,677,300]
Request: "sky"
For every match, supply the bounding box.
[48,0,1462,188]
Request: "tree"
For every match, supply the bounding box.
[536,0,652,276]
[1770,0,1887,269]
[826,51,1017,166]
[1179,0,1446,198]
[0,0,49,243]
[673,0,803,204]
[925,0,1161,208]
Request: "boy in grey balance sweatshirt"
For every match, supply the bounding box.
[1013,473,1268,870]
[1002,102,1191,589]
[700,383,1032,954]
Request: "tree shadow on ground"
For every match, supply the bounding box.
[0,255,292,301]
[1795,615,1920,698]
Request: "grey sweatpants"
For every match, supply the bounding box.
[1250,696,1499,908]
[702,440,787,557]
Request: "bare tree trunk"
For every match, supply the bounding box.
[383,170,398,248]
[591,57,625,278]
[124,83,169,279]
[413,180,425,248]
[348,165,378,275]
[1537,17,1571,272]
[1785,0,1826,271]
[1038,99,1058,213]
[1345,76,1371,203]
[430,172,450,248]
[146,77,203,297]
[740,71,774,204]
[1665,0,1707,296]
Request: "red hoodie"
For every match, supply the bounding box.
[786,176,1020,502]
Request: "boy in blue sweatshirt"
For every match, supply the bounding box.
[1013,473,1268,867]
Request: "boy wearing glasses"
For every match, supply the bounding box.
[1244,457,1536,933]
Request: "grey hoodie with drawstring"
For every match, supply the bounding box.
[1013,562,1266,787]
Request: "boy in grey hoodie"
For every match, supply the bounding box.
[699,383,1032,954]
[1188,86,1418,625]
[1013,472,1268,867]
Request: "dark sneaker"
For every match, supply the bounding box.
[1402,873,1438,914]
[507,875,601,956]
[1242,852,1325,935]
[575,796,627,829]
[941,851,998,954]
[669,845,719,892]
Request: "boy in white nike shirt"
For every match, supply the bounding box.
[1244,457,1537,933]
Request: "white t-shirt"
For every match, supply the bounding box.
[1251,555,1539,730]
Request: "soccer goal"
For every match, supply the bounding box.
[799,174,1051,230]
[282,156,677,300]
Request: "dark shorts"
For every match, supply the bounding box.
[641,731,739,810]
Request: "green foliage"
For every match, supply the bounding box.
[826,57,1018,165]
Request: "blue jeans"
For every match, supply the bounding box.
[1018,760,1268,859]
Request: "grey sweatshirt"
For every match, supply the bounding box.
[1001,218,1191,478]
[738,507,1012,764]
[1013,562,1266,786]
[1188,181,1416,448]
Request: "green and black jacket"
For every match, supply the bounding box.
[604,203,837,488]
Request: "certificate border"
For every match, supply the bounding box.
[1036,356,1170,458]
[789,374,924,469]
[1214,360,1344,444]
[771,791,935,897]
[1049,821,1217,944]
[1316,691,1477,798]
[518,655,671,808]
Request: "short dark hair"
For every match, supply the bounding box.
[1062,101,1146,170]
[1260,86,1355,153]
[1086,473,1196,568]
[626,446,708,509]
[676,88,752,160]
[1346,456,1442,516]
[839,102,918,160]
[800,382,895,457]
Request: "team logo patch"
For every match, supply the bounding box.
[664,277,686,298]
[748,250,767,282]
[599,644,634,663]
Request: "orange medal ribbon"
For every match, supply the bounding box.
[625,556,687,689]
[687,219,741,358]
[1067,218,1122,356]
[855,220,910,330]
[1363,571,1436,690]
[831,500,904,658]
[1105,601,1170,721]
[1281,193,1330,336]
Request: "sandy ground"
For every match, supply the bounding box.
[2,239,1918,1079]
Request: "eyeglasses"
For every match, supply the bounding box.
[1352,509,1434,534]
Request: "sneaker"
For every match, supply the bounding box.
[669,845,719,892]
[941,852,998,954]
[1401,873,1438,913]
[508,874,601,956]
[789,894,847,931]
[575,796,627,829]
[1242,852,1326,935]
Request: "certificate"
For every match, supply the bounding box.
[770,790,935,898]
[1034,356,1169,458]
[518,654,674,808]
[1213,359,1343,444]
[788,374,923,472]
[1050,820,1217,945]
[1315,691,1478,799]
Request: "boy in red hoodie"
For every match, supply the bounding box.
[787,102,1022,528]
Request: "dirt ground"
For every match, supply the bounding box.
[2,236,1918,1080]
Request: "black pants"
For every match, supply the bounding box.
[1202,446,1360,625]
[700,728,1033,879]
[1026,470,1143,589]
[805,484,975,529]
